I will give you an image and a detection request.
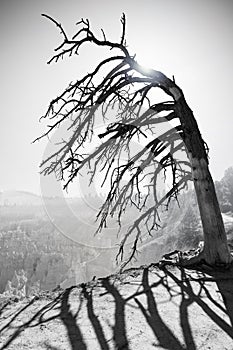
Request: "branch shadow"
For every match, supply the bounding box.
[0,301,10,318]
[0,289,87,350]
[179,268,197,350]
[101,278,129,350]
[0,297,37,338]
[60,287,87,350]
[164,266,233,340]
[1,265,233,349]
[0,295,61,350]
[133,268,185,350]
[196,265,233,329]
[44,341,61,350]
[81,283,110,350]
[217,277,233,327]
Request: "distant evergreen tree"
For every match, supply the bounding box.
[215,167,233,213]
[222,167,233,211]
[177,204,201,250]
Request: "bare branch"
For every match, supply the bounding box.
[42,13,68,49]
[120,13,126,45]
[118,174,192,270]
[36,13,206,268]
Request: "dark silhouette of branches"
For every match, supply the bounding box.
[35,13,193,267]
[36,10,233,267]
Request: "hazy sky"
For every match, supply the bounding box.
[1,0,233,195]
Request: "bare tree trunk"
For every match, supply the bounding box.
[175,95,232,265]
[130,65,232,265]
[192,157,232,264]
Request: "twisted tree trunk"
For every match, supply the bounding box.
[175,92,232,265]
[132,63,231,266]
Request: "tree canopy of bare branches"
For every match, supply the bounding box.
[35,14,232,268]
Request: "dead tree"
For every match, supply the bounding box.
[35,13,232,268]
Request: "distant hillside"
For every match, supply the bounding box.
[0,190,42,206]
[0,190,101,207]
[1,166,233,297]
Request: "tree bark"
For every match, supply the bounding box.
[192,157,232,264]
[174,94,232,265]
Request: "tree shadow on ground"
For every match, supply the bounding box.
[195,264,233,328]
[165,266,233,338]
[0,302,10,318]
[81,283,110,350]
[215,271,233,327]
[0,264,233,349]
[133,268,185,350]
[60,287,87,350]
